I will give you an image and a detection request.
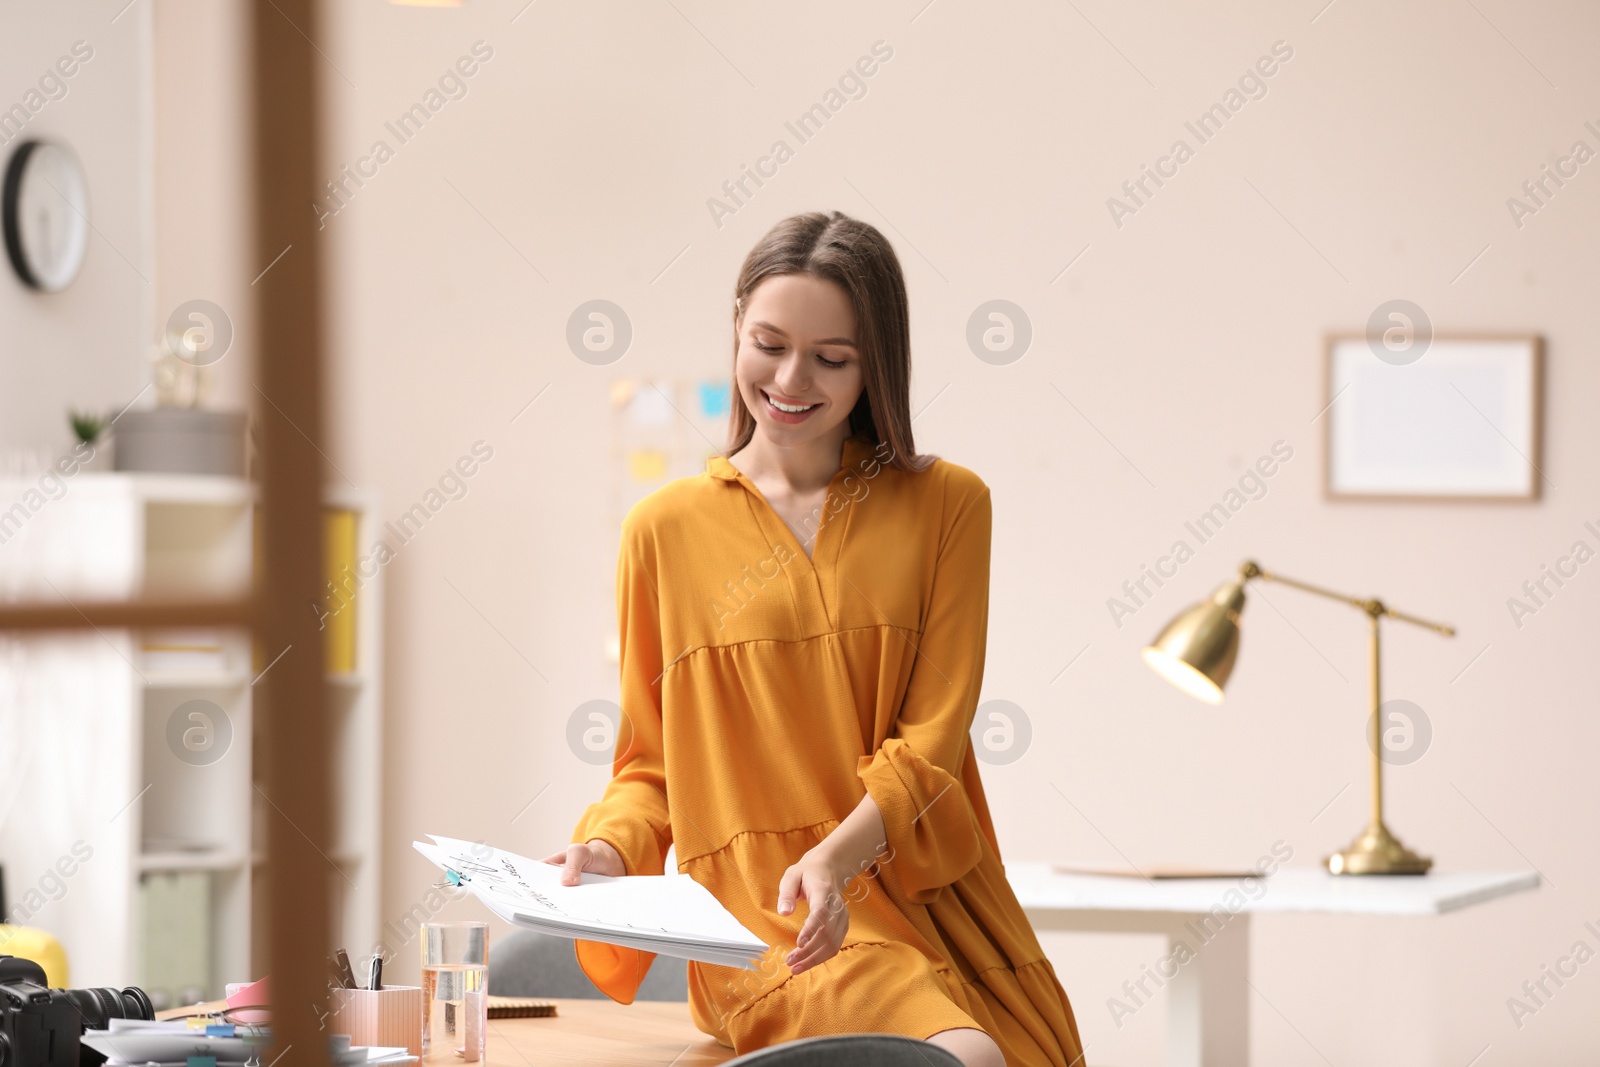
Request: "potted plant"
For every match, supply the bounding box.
[67,409,110,471]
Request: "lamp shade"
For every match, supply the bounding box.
[1142,579,1247,704]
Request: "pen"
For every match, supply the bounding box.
[335,949,358,990]
[369,954,383,991]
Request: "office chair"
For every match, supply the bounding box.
[486,930,689,1000]
[723,1034,965,1065]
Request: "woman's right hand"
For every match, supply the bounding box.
[541,839,625,885]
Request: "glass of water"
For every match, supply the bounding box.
[420,921,489,1064]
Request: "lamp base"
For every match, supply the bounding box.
[1323,821,1433,875]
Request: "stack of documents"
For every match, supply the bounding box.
[83,1019,266,1067]
[83,1021,415,1067]
[413,835,768,970]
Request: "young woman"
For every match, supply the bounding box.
[543,212,1086,1067]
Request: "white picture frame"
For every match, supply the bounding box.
[1324,334,1544,502]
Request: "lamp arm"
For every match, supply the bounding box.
[1239,560,1456,637]
[1376,604,1457,636]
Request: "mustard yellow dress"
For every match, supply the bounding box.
[571,431,1087,1066]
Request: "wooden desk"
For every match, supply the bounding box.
[487,999,735,1066]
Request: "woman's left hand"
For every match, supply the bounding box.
[776,848,851,975]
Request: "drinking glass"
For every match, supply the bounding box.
[420,921,488,1064]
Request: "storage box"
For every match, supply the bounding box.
[330,985,423,1059]
[113,409,247,476]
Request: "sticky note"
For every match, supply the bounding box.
[698,380,731,418]
[628,449,668,482]
[625,384,674,427]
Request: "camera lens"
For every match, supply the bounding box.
[58,987,155,1029]
[115,987,155,1022]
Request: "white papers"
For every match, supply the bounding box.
[412,835,768,970]
[342,1047,416,1066]
[83,1022,416,1067]
[328,1037,417,1066]
[83,1019,264,1066]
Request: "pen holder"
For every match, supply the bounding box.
[330,985,423,1059]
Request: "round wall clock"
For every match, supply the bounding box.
[3,139,90,292]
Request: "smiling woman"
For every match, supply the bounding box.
[546,212,1088,1067]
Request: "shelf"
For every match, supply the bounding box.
[67,471,258,506]
[322,485,378,512]
[248,850,369,868]
[0,472,382,996]
[144,669,251,689]
[139,848,250,873]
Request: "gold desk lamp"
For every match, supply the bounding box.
[1142,560,1455,876]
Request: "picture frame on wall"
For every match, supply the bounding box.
[1323,333,1544,502]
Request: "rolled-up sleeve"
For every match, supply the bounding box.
[857,473,992,904]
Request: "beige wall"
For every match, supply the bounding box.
[0,2,151,452]
[151,2,1599,1063]
[152,0,252,422]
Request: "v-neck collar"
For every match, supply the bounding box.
[707,433,875,599]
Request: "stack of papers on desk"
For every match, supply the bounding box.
[413,835,768,970]
[83,1019,266,1067]
[83,1021,415,1067]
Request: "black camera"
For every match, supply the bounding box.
[0,957,154,1067]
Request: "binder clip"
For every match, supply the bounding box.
[433,852,495,890]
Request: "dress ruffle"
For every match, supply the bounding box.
[577,743,1087,1065]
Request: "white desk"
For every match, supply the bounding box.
[1008,863,1541,1067]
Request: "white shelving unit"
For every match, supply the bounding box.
[298,485,385,977]
[0,472,382,997]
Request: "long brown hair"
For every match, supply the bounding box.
[725,211,936,473]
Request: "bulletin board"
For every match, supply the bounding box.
[610,376,733,524]
[603,376,733,664]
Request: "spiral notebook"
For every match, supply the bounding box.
[487,996,556,1019]
[413,835,768,970]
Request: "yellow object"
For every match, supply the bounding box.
[569,433,1087,1067]
[1143,559,1456,876]
[0,925,70,986]
[626,450,667,483]
[248,505,362,674]
[323,508,359,674]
